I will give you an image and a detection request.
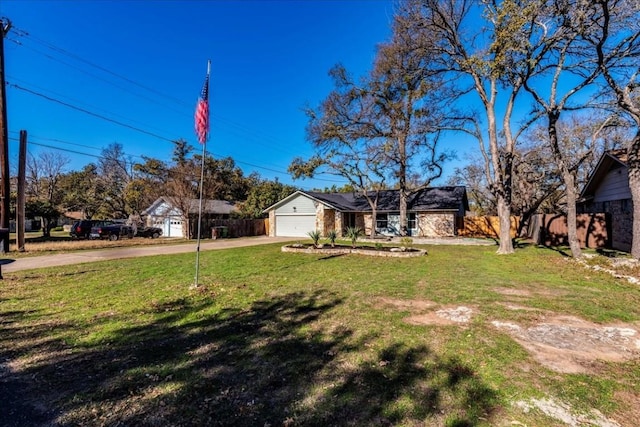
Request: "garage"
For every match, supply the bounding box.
[275,214,316,237]
[266,192,320,237]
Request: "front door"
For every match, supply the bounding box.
[343,212,356,231]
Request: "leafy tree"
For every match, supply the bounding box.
[239,177,298,218]
[126,156,169,215]
[59,164,102,219]
[292,5,451,237]
[25,199,60,237]
[96,142,133,219]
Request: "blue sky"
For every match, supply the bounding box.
[1,0,415,190]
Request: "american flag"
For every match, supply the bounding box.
[195,72,209,144]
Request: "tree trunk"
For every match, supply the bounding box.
[496,196,514,254]
[547,110,582,258]
[398,133,408,237]
[370,205,377,238]
[629,132,640,259]
[42,218,51,238]
[399,189,408,237]
[563,171,582,258]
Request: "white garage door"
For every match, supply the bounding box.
[276,214,316,237]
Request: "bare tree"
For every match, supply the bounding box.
[97,142,133,219]
[25,151,70,235]
[592,0,640,258]
[412,0,547,253]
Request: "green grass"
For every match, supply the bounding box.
[1,243,639,426]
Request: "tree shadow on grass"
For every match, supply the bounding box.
[1,291,499,426]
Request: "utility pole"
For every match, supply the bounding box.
[0,18,11,253]
[17,130,26,252]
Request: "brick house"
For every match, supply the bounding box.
[264,187,469,238]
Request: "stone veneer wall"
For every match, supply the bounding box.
[314,203,324,234]
[323,209,336,236]
[610,200,632,252]
[578,198,632,252]
[363,214,374,236]
[268,210,276,236]
[335,213,344,237]
[417,213,455,237]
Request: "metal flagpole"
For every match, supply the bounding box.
[193,141,206,288]
[193,60,210,289]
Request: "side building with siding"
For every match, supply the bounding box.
[577,149,632,252]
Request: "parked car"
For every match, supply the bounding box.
[90,223,134,241]
[136,226,163,239]
[70,220,114,239]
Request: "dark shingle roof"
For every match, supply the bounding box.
[305,186,467,212]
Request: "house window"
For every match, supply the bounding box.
[376,213,388,229]
[622,199,632,213]
[407,213,416,230]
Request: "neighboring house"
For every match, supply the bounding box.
[577,149,632,252]
[143,196,238,238]
[264,187,469,238]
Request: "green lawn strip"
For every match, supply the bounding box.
[1,243,638,425]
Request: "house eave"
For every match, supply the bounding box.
[262,190,338,213]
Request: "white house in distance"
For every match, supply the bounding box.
[263,187,469,238]
[143,196,238,238]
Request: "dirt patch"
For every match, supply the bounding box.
[515,397,622,427]
[492,316,640,374]
[493,287,533,297]
[380,298,640,375]
[405,306,475,327]
[376,297,437,311]
[493,286,567,299]
[496,302,549,312]
[377,298,475,327]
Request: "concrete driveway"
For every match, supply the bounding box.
[0,236,295,273]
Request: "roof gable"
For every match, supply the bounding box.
[263,190,338,213]
[580,150,629,199]
[144,196,238,216]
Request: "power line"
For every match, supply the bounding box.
[8,82,178,143]
[10,25,309,158]
[11,134,345,184]
[5,26,345,187]
[14,26,193,109]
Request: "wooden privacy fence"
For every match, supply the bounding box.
[209,219,268,238]
[459,214,610,248]
[459,216,519,238]
[527,213,609,248]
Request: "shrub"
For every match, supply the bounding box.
[400,237,413,250]
[345,226,362,248]
[307,230,321,248]
[326,230,337,248]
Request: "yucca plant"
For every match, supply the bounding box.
[345,226,362,248]
[326,229,337,248]
[307,230,321,248]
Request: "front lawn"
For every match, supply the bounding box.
[1,243,639,426]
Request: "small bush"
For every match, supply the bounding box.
[307,230,321,248]
[400,237,413,249]
[326,230,337,248]
[345,226,362,248]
